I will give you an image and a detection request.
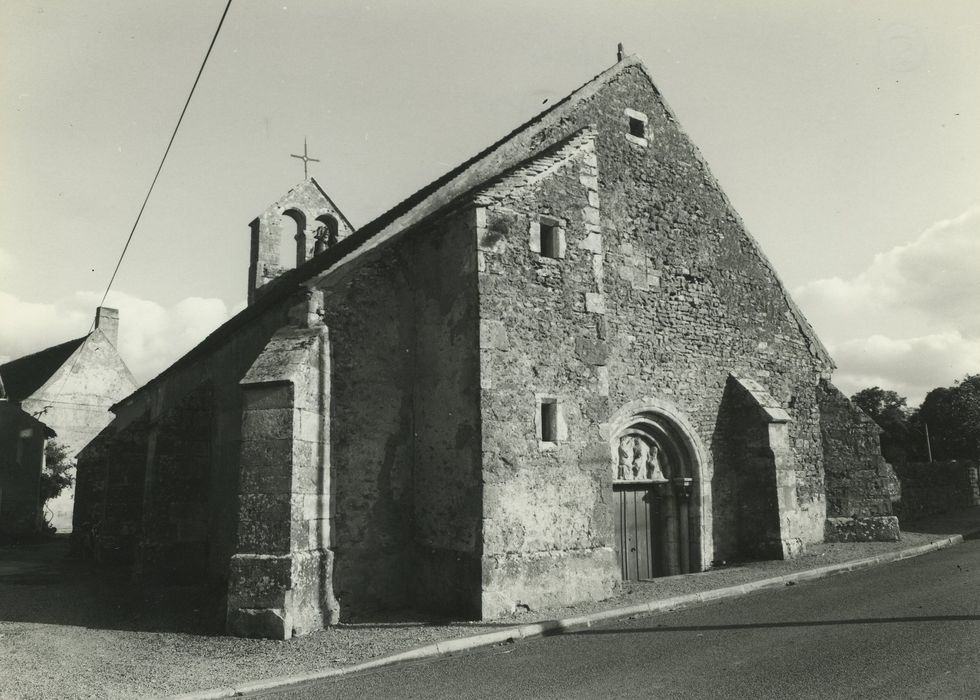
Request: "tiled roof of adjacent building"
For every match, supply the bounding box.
[0,336,86,402]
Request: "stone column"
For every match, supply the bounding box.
[674,477,693,574]
[655,482,680,576]
[226,316,338,639]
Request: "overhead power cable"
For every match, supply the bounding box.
[28,0,233,421]
[98,0,234,308]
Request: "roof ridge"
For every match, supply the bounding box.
[0,334,88,370]
[113,56,646,407]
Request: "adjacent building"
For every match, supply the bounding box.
[0,307,137,534]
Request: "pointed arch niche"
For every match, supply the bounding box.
[606,398,711,579]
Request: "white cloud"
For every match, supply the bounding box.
[0,289,238,384]
[829,332,980,404]
[795,206,980,405]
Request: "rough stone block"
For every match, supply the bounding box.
[578,232,603,253]
[574,338,609,366]
[584,293,605,314]
[241,408,294,441]
[242,384,294,411]
[227,607,290,640]
[480,319,510,350]
[824,516,900,543]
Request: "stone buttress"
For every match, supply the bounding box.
[226,292,338,639]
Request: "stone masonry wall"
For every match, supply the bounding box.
[477,133,618,617]
[476,63,833,614]
[71,417,149,562]
[82,300,294,578]
[319,251,416,616]
[892,461,979,522]
[817,380,897,518]
[408,210,483,618]
[137,382,214,583]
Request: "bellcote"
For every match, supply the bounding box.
[247,178,354,305]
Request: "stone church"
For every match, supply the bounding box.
[73,54,897,639]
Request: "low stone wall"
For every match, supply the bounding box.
[892,461,980,522]
[817,381,899,518]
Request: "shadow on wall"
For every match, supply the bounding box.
[0,538,225,636]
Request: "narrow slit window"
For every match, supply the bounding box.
[540,220,559,259]
[541,399,558,442]
[629,116,645,139]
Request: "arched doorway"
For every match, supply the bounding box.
[607,399,709,580]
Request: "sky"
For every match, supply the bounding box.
[1,0,978,405]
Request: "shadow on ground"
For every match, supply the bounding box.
[899,506,980,536]
[3,507,978,637]
[0,536,225,635]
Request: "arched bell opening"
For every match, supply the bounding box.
[608,403,707,581]
[279,208,307,268]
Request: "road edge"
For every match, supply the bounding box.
[169,533,965,699]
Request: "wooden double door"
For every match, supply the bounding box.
[614,481,691,580]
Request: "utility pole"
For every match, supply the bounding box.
[924,422,933,462]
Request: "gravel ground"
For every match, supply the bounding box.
[2,507,979,700]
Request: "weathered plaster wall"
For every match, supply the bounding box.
[22,329,138,532]
[817,380,897,518]
[892,461,979,521]
[408,210,482,617]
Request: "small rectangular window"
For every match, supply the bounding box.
[629,117,645,139]
[540,220,559,259]
[540,399,558,442]
[624,108,649,146]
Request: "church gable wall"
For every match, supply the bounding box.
[477,139,619,616]
[580,66,829,553]
[476,65,832,613]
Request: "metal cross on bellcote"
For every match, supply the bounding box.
[290,138,320,179]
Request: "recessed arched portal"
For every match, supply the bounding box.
[607,398,711,580]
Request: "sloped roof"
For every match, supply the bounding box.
[308,177,356,233]
[0,336,85,402]
[118,59,635,407]
[118,53,833,407]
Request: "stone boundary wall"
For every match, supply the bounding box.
[892,461,980,522]
[817,380,898,518]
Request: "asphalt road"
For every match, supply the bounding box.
[257,537,980,699]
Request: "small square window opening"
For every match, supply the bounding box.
[540,221,560,259]
[629,117,645,139]
[540,399,558,442]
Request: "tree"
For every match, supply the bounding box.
[40,441,74,533]
[913,375,980,462]
[850,386,911,464]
